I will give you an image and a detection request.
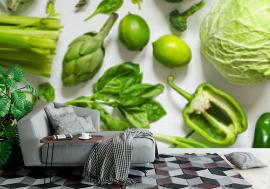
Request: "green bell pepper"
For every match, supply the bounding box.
[167,75,247,146]
[253,113,270,148]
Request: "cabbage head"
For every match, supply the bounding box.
[200,0,270,85]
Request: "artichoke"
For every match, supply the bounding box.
[62,13,118,86]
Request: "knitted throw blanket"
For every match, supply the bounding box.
[82,129,154,185]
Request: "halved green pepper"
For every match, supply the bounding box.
[167,75,247,146]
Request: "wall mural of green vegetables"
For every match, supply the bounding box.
[0,0,62,77]
[0,0,270,155]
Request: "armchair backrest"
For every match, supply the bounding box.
[17,102,100,166]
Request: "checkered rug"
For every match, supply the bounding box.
[0,153,253,189]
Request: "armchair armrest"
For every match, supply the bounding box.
[18,107,51,166]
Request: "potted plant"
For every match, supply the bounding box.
[0,65,36,168]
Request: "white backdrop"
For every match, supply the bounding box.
[11,0,270,148]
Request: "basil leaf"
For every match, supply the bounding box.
[121,83,164,98]
[94,104,129,131]
[119,107,149,128]
[101,112,130,131]
[117,83,164,107]
[118,96,148,107]
[85,0,123,20]
[141,100,166,122]
[65,96,93,108]
[93,62,141,96]
[93,93,110,101]
[38,82,55,102]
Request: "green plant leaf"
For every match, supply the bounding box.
[22,100,33,116]
[11,91,26,110]
[11,65,24,82]
[97,105,130,131]
[119,107,149,128]
[85,0,123,20]
[141,100,166,122]
[117,96,148,107]
[38,82,55,102]
[0,84,5,94]
[24,80,37,96]
[93,62,141,96]
[6,79,16,91]
[117,83,164,107]
[3,125,18,145]
[0,97,9,117]
[121,83,164,98]
[0,141,12,168]
[66,96,93,108]
[11,91,33,120]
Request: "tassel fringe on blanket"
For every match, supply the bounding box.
[82,129,155,186]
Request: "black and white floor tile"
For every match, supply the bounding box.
[0,154,253,189]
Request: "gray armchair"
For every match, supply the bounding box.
[17,103,156,167]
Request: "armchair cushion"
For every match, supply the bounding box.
[44,103,96,135]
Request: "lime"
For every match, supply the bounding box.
[152,34,191,67]
[119,13,150,51]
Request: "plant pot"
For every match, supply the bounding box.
[6,144,23,168]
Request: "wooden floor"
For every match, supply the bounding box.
[160,148,270,189]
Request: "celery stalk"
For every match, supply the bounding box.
[0,14,62,77]
[0,15,62,29]
[0,28,60,40]
[0,48,53,64]
[0,33,56,53]
[0,60,51,77]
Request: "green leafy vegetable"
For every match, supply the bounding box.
[85,0,123,21]
[62,13,118,86]
[93,62,141,95]
[170,0,204,32]
[119,107,149,128]
[0,15,61,77]
[75,0,89,11]
[66,62,166,130]
[200,0,270,84]
[141,100,166,122]
[37,82,55,102]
